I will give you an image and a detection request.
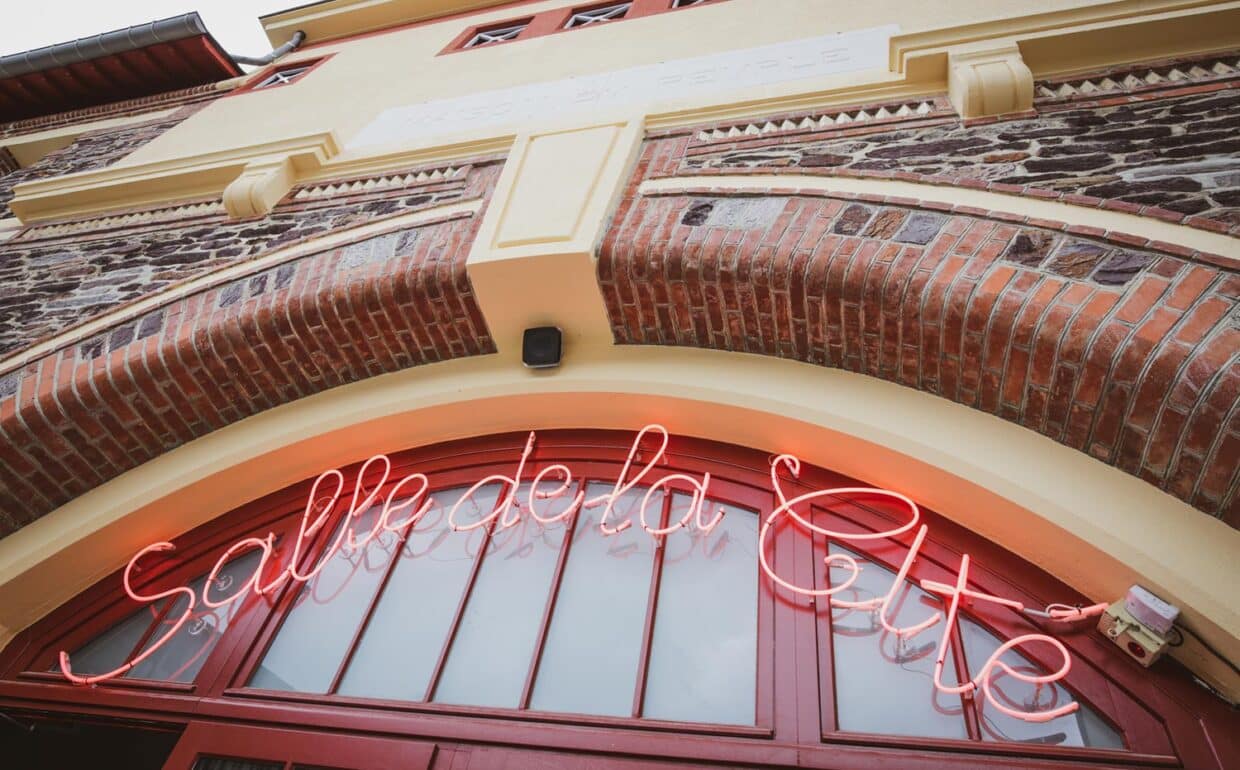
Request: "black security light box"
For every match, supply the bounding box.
[522,326,562,369]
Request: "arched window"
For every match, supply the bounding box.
[3,430,1228,769]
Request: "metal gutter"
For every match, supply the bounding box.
[0,12,218,79]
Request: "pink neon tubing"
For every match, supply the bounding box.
[448,432,536,532]
[344,455,395,550]
[583,424,671,535]
[639,472,715,536]
[380,473,434,533]
[527,464,584,524]
[288,468,349,583]
[75,425,1108,721]
[59,542,197,686]
[200,535,279,609]
[922,554,1080,723]
[758,454,922,599]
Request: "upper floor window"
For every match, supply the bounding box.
[447,1,730,54]
[464,22,528,47]
[254,65,312,90]
[564,2,631,28]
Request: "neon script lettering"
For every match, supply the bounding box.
[60,425,1104,724]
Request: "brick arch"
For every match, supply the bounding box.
[0,211,494,534]
[598,181,1239,524]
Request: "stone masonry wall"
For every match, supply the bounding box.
[0,113,188,221]
[683,84,1240,230]
[0,194,499,532]
[0,165,490,358]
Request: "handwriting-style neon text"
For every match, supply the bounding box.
[60,425,1104,724]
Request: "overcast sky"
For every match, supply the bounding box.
[0,1,299,62]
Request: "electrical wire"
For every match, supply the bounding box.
[1175,623,1240,677]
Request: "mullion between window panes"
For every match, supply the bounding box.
[630,490,672,718]
[327,509,416,695]
[949,609,983,740]
[518,480,581,710]
[236,497,351,689]
[423,486,505,702]
[753,498,777,733]
[121,594,178,675]
[814,527,841,737]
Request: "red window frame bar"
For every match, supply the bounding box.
[440,0,730,55]
[228,54,336,97]
[0,429,1233,770]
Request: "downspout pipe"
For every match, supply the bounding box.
[230,31,306,67]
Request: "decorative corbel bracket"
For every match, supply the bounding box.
[222,156,296,219]
[9,131,340,224]
[947,41,1034,119]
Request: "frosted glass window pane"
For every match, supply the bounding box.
[337,485,500,701]
[128,549,262,682]
[643,495,758,725]
[249,505,398,693]
[433,482,573,707]
[829,545,968,738]
[961,618,1125,749]
[530,483,660,717]
[63,605,161,678]
[66,550,261,683]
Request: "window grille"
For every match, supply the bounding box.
[564,3,631,29]
[254,66,311,89]
[464,23,527,47]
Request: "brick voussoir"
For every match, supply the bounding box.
[0,204,494,535]
[603,133,1240,524]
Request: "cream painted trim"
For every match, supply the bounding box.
[302,135,513,185]
[0,344,1235,697]
[891,0,1235,75]
[641,175,1240,266]
[467,119,644,354]
[12,2,1239,226]
[643,79,939,133]
[0,198,482,379]
[9,131,341,223]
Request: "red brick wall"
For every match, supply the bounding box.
[0,53,1235,538]
[0,164,500,534]
[600,131,1238,525]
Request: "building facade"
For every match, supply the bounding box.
[0,1,1237,767]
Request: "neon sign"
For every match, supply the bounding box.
[59,425,1105,723]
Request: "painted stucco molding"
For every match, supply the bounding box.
[467,118,645,354]
[222,155,297,218]
[947,41,1034,119]
[7,131,341,223]
[640,174,1240,267]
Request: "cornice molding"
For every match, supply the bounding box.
[8,131,341,223]
[9,2,1239,225]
